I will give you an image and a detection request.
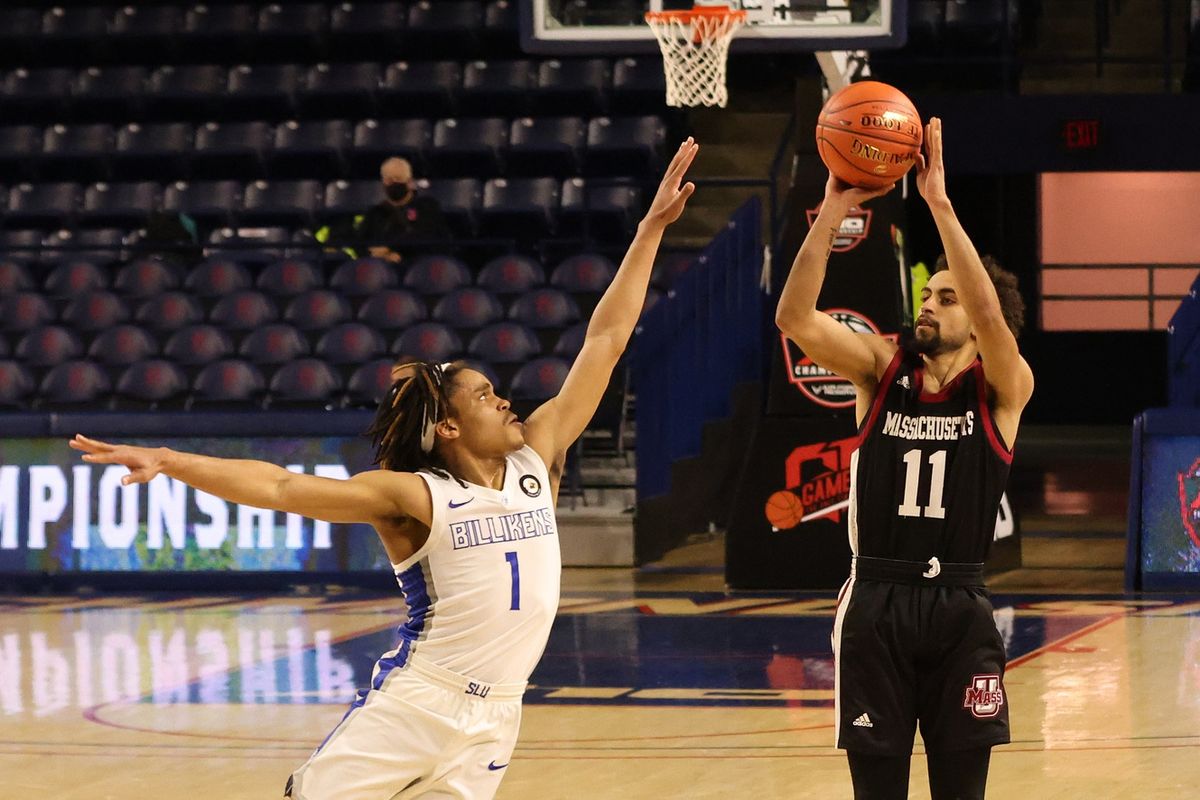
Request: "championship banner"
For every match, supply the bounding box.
[727,417,1022,590]
[0,437,386,575]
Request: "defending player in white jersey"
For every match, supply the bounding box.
[69,138,700,800]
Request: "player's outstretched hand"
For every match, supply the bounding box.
[642,137,699,230]
[915,116,948,207]
[69,434,167,485]
[823,173,895,210]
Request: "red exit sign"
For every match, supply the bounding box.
[1063,119,1100,150]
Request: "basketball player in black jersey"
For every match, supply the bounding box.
[776,117,1033,799]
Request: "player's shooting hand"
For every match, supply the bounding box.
[69,434,168,485]
[823,173,895,211]
[642,137,699,230]
[915,116,949,207]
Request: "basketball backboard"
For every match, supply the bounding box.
[519,0,907,54]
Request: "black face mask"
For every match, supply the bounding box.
[384,183,411,202]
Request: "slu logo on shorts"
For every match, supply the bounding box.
[963,674,1004,718]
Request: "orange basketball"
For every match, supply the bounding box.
[765,490,805,530]
[815,80,923,190]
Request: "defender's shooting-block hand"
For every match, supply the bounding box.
[69,434,167,486]
[642,137,700,230]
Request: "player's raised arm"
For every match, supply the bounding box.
[523,138,699,469]
[916,117,1033,409]
[775,175,898,389]
[68,434,432,527]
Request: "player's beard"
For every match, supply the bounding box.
[912,322,941,354]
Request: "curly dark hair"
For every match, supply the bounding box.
[366,360,470,484]
[933,254,1025,338]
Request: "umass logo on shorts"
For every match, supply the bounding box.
[963,674,1004,718]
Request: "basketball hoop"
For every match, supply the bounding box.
[645,5,746,108]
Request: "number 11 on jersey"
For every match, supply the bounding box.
[504,551,520,611]
[898,448,947,519]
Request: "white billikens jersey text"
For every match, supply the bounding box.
[384,446,561,686]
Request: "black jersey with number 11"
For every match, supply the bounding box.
[849,348,1012,564]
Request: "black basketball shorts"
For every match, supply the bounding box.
[832,579,1010,756]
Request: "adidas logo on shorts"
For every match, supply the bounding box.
[852,713,873,728]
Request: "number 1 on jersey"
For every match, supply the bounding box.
[898,448,947,519]
[504,551,520,611]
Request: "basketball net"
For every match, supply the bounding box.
[645,6,746,108]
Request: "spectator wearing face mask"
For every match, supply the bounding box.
[355,157,451,263]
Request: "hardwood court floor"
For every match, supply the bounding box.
[1,581,1198,800]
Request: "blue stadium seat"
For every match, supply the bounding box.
[345,357,397,407]
[611,57,668,113]
[80,182,161,228]
[480,178,560,240]
[7,182,81,229]
[323,179,382,217]
[209,290,279,332]
[45,229,128,264]
[109,6,182,63]
[113,258,184,298]
[164,324,235,367]
[0,260,36,294]
[507,117,586,177]
[552,321,588,359]
[268,358,343,408]
[271,120,351,179]
[44,259,109,296]
[112,123,193,181]
[256,3,329,60]
[510,356,570,402]
[135,292,205,333]
[113,359,189,408]
[468,321,541,363]
[651,251,696,290]
[283,289,353,331]
[239,323,310,365]
[551,253,618,293]
[61,291,130,333]
[406,0,484,56]
[2,293,55,333]
[430,118,508,178]
[88,324,158,367]
[350,119,432,176]
[393,322,463,362]
[585,116,666,175]
[0,126,43,182]
[300,63,379,118]
[1,68,74,124]
[330,2,407,59]
[357,289,427,332]
[460,60,533,115]
[0,231,46,259]
[533,59,610,115]
[433,287,505,329]
[0,337,8,358]
[192,121,273,179]
[42,7,113,61]
[477,255,545,297]
[163,180,243,227]
[38,360,111,409]
[0,9,43,66]
[330,257,399,297]
[257,258,323,297]
[0,360,35,408]
[316,322,388,365]
[146,65,227,121]
[560,179,642,239]
[207,227,292,265]
[225,64,303,120]
[403,254,472,294]
[482,0,519,53]
[422,179,482,237]
[181,4,257,60]
[40,124,114,181]
[191,359,266,407]
[185,259,253,298]
[380,61,461,118]
[16,325,83,367]
[241,180,324,227]
[71,66,149,123]
[508,288,582,329]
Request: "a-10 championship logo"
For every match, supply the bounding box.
[764,437,857,531]
[806,203,872,252]
[781,310,897,409]
[1178,457,1200,548]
